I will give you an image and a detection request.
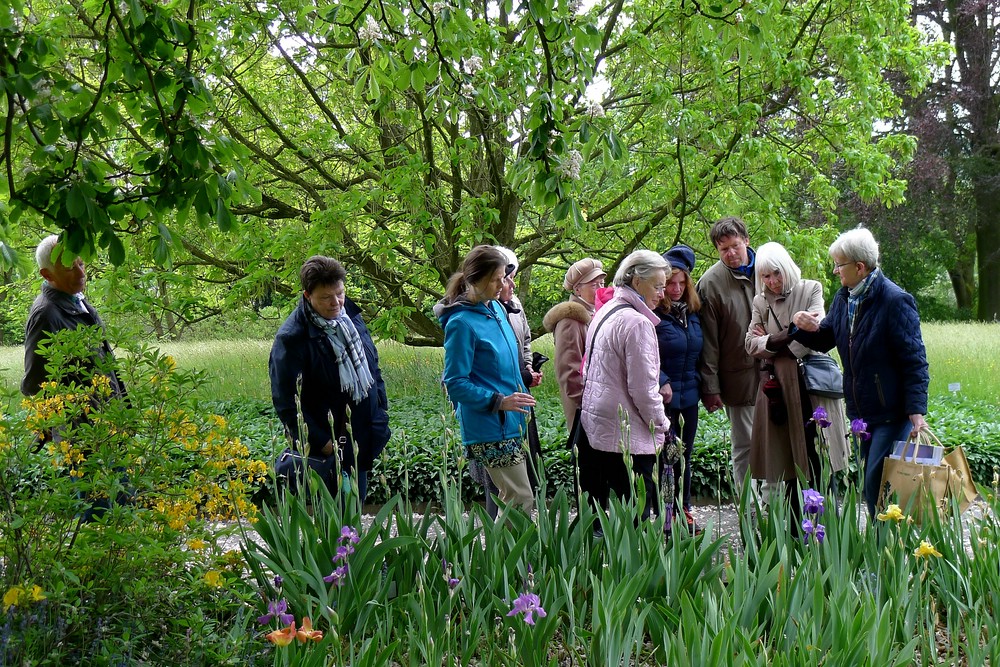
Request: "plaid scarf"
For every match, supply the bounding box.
[305,300,374,403]
[669,300,688,327]
[847,268,879,337]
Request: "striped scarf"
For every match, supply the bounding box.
[305,300,374,403]
[847,268,879,337]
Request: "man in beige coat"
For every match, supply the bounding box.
[696,217,759,496]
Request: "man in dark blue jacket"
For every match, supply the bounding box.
[269,256,390,502]
[786,228,929,517]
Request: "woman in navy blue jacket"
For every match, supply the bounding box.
[654,245,704,534]
[270,256,391,503]
[789,228,929,517]
[437,245,536,512]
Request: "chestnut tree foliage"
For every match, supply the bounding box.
[3,0,948,340]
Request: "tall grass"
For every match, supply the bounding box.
[0,323,996,404]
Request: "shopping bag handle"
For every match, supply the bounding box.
[906,427,944,463]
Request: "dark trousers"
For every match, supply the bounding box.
[862,420,913,517]
[667,404,699,511]
[581,446,658,521]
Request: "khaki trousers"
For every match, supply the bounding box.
[485,460,535,512]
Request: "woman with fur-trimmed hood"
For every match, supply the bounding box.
[543,258,607,432]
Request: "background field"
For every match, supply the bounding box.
[2,322,998,405]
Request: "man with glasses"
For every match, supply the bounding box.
[696,216,759,498]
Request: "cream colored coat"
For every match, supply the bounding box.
[745,280,849,482]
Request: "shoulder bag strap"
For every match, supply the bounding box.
[584,304,632,376]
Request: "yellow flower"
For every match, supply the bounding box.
[187,539,207,551]
[29,585,46,602]
[914,541,942,559]
[3,587,22,612]
[877,505,906,522]
[204,570,224,588]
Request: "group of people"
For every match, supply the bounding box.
[21,220,930,523]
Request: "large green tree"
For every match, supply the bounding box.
[3,0,945,341]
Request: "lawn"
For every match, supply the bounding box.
[1,322,997,405]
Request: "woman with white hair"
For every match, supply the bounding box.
[791,228,929,517]
[745,243,848,516]
[579,250,672,522]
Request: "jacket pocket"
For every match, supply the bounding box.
[874,373,886,407]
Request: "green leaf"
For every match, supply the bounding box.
[108,234,126,265]
[553,198,571,221]
[66,185,87,218]
[215,198,235,232]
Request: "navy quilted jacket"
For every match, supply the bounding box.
[653,307,703,411]
[792,271,929,425]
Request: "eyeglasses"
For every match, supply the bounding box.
[833,261,856,271]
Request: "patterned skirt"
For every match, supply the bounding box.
[466,438,526,469]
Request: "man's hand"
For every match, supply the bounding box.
[659,383,673,404]
[702,393,724,413]
[320,440,335,456]
[792,310,822,332]
[529,370,543,388]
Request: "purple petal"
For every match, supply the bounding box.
[278,612,294,625]
[256,613,273,626]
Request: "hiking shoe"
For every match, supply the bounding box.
[684,509,703,536]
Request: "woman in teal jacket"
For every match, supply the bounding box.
[437,245,536,512]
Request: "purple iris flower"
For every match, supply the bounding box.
[340,525,360,544]
[802,489,825,515]
[801,518,814,539]
[507,592,547,626]
[323,564,349,587]
[273,575,283,589]
[851,418,871,441]
[335,544,355,562]
[815,523,826,544]
[812,406,831,428]
[257,598,294,626]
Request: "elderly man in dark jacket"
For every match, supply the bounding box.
[269,256,390,503]
[788,228,929,517]
[22,235,124,398]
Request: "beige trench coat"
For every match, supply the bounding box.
[745,280,849,483]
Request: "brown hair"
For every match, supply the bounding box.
[444,245,507,303]
[709,216,749,247]
[300,255,346,293]
[671,268,702,312]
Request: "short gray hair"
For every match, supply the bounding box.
[829,227,879,270]
[613,250,670,288]
[35,235,62,271]
[494,245,518,275]
[754,242,801,294]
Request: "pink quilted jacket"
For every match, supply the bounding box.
[580,287,670,455]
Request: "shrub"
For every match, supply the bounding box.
[0,327,267,663]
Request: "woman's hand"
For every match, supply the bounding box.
[659,383,673,404]
[909,414,928,433]
[529,370,543,388]
[792,310,822,332]
[500,392,536,413]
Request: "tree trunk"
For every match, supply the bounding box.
[975,182,1000,320]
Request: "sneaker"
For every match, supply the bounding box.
[684,509,703,536]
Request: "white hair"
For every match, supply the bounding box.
[754,242,802,294]
[35,235,62,271]
[612,249,670,287]
[494,245,518,275]
[829,227,879,270]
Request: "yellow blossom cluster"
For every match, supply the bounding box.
[204,570,225,588]
[3,584,46,612]
[47,439,87,478]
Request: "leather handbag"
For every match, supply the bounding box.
[798,353,844,398]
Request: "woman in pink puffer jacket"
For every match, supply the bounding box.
[580,250,672,522]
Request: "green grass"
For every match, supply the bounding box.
[1,324,994,404]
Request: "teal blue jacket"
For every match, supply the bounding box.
[439,297,527,445]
